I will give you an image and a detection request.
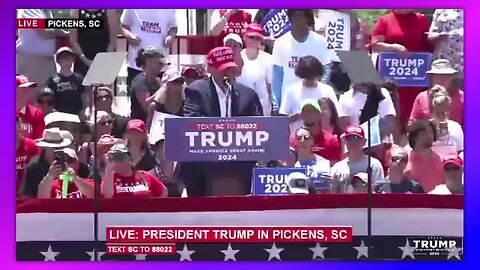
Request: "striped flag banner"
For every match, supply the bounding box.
[16,194,463,261]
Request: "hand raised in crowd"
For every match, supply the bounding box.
[164,35,174,49]
[392,43,409,58]
[429,31,450,43]
[127,33,142,47]
[46,160,64,181]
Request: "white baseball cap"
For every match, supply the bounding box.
[223,33,243,46]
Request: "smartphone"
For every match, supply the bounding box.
[54,150,66,171]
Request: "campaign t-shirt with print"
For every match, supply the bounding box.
[431,120,464,158]
[121,9,178,71]
[16,137,40,193]
[47,73,86,115]
[272,31,331,101]
[102,170,166,198]
[51,178,95,199]
[17,104,46,140]
[330,154,385,184]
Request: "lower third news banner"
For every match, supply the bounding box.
[16,226,463,261]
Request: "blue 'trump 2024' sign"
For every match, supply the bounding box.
[252,167,307,196]
[261,9,291,38]
[378,52,432,87]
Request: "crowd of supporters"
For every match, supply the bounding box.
[16,9,464,200]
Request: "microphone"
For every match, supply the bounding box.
[222,75,232,90]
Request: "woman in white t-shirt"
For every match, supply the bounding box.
[271,9,331,110]
[237,23,273,116]
[120,9,178,93]
[279,56,339,133]
[338,84,396,131]
[430,90,464,157]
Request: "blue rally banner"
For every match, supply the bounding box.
[261,9,291,38]
[252,167,307,196]
[164,117,290,162]
[378,52,432,87]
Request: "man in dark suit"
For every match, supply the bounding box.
[180,46,263,196]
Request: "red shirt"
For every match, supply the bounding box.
[372,11,433,124]
[290,130,342,162]
[215,9,252,47]
[51,179,95,199]
[405,150,446,193]
[372,11,432,52]
[16,137,40,193]
[17,104,46,140]
[102,170,166,198]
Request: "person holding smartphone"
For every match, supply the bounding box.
[429,88,463,158]
[21,128,89,198]
[37,148,94,199]
[101,143,167,198]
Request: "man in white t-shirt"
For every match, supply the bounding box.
[272,9,331,110]
[17,9,69,93]
[338,84,396,128]
[279,55,338,133]
[120,9,178,92]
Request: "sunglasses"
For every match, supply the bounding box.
[99,119,113,126]
[38,99,54,106]
[96,95,112,101]
[296,135,312,141]
[304,122,319,128]
[391,156,408,163]
[444,166,461,172]
[108,153,131,162]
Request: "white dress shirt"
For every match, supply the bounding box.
[212,77,232,117]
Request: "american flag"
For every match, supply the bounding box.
[16,194,464,261]
[17,236,463,261]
